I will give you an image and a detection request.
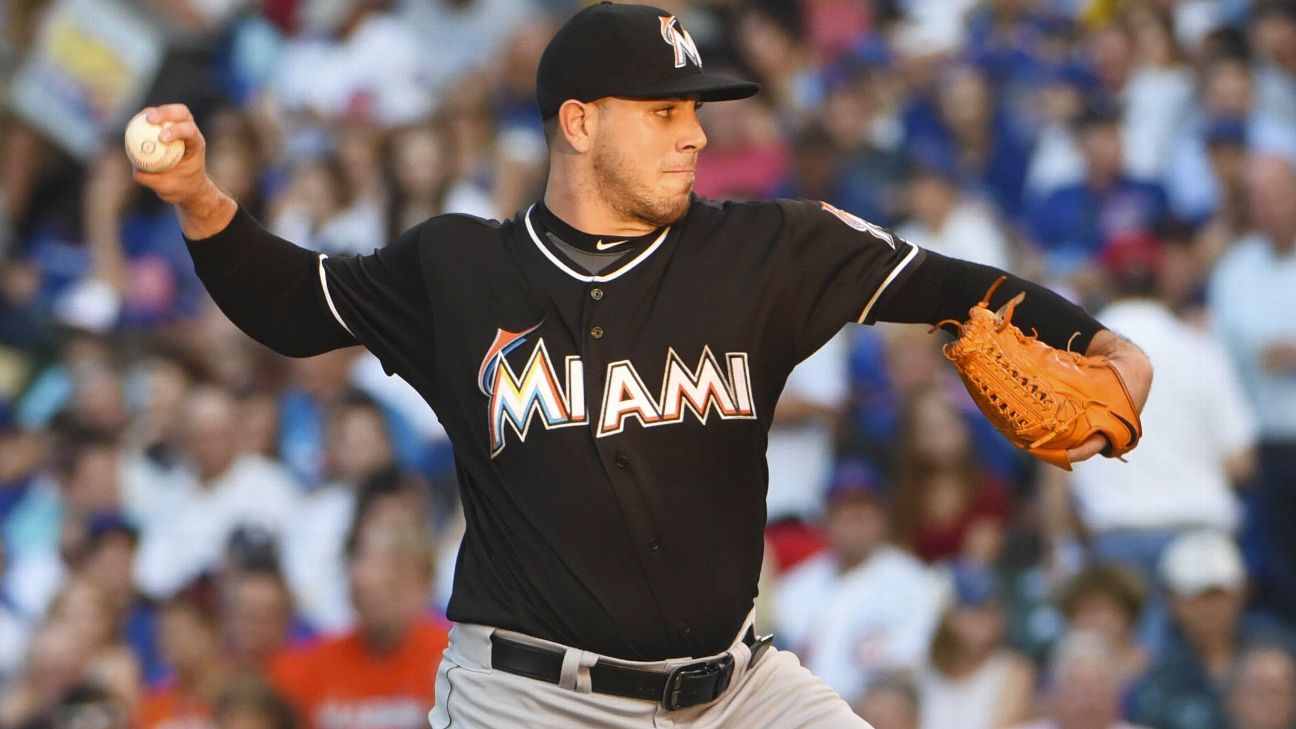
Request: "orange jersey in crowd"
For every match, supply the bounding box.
[135,685,214,729]
[270,616,449,729]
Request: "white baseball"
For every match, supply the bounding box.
[123,111,185,173]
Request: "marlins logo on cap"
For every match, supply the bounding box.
[659,16,701,69]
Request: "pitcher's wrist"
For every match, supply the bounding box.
[178,180,238,240]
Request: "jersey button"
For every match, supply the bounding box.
[590,326,604,339]
[614,454,629,469]
[648,538,660,551]
[681,623,692,635]
[590,287,604,301]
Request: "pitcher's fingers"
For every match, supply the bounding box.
[1065,434,1106,463]
[145,103,194,124]
[132,168,185,186]
[132,168,164,185]
[159,121,201,145]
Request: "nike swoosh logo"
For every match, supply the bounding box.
[595,239,629,251]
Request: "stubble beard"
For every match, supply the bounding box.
[591,140,690,228]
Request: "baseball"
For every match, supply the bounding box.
[123,111,184,173]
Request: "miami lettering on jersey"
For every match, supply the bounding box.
[478,326,756,456]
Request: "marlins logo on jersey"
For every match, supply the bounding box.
[659,15,702,69]
[478,325,756,457]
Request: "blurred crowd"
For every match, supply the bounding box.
[1,0,1295,728]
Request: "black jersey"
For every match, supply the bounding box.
[188,192,1103,659]
[304,196,922,660]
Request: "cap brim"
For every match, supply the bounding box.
[1168,578,1241,596]
[617,73,760,103]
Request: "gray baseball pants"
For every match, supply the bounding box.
[426,616,871,728]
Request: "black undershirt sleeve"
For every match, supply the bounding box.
[869,249,1105,353]
[184,206,356,357]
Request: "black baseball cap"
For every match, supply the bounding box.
[536,2,760,119]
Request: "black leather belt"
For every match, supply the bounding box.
[489,628,774,710]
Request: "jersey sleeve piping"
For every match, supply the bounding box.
[317,254,354,336]
[857,240,922,324]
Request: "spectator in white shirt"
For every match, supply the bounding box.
[1065,231,1256,648]
[774,461,944,701]
[1164,51,1296,230]
[1121,8,1195,182]
[1253,3,1296,131]
[396,0,539,103]
[4,426,124,620]
[1023,64,1090,202]
[281,394,400,633]
[382,121,496,241]
[918,561,1035,729]
[268,152,386,257]
[133,387,298,599]
[764,331,850,572]
[897,158,1012,272]
[1208,152,1296,623]
[270,0,431,131]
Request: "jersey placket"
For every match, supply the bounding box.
[571,248,710,655]
[574,274,684,648]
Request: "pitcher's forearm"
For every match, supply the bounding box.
[177,179,238,240]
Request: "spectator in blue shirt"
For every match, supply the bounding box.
[1024,98,1167,287]
[964,4,1071,122]
[902,63,1033,219]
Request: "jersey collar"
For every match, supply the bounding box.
[523,204,671,283]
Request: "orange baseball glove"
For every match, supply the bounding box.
[933,277,1142,471]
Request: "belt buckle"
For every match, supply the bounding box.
[661,654,734,711]
[750,632,774,665]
